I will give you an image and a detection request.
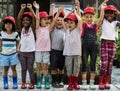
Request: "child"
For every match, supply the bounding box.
[99,4,120,90]
[50,5,65,88]
[17,3,36,89]
[33,1,52,89]
[63,3,82,90]
[81,0,107,90]
[0,16,20,89]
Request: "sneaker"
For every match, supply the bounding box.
[59,82,64,88]
[82,80,87,90]
[52,82,60,88]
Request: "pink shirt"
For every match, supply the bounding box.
[35,26,51,51]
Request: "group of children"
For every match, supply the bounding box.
[0,0,120,90]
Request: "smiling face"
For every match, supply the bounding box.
[105,10,116,22]
[84,13,94,25]
[40,17,49,27]
[4,22,13,31]
[67,19,77,31]
[55,17,63,29]
[22,16,32,28]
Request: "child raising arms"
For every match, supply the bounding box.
[99,1,120,90]
[81,0,107,90]
[50,5,65,88]
[17,3,36,89]
[63,1,82,90]
[33,1,53,89]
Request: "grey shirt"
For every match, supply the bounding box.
[51,27,65,51]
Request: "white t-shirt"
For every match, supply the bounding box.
[63,28,81,56]
[101,19,118,41]
[20,27,35,52]
[0,31,20,55]
[51,27,65,51]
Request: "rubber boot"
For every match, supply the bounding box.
[36,76,41,89]
[67,76,73,90]
[89,80,96,90]
[105,75,110,89]
[58,74,64,88]
[28,80,34,89]
[82,80,87,90]
[44,76,50,89]
[73,76,80,90]
[51,74,59,88]
[21,80,27,89]
[3,76,8,89]
[99,76,105,90]
[12,76,18,89]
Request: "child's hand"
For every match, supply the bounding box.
[16,48,20,54]
[21,4,26,9]
[101,2,107,9]
[58,6,64,14]
[27,3,32,9]
[33,1,39,10]
[51,3,55,8]
[75,0,80,7]
[103,0,109,3]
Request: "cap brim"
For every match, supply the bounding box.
[3,19,15,24]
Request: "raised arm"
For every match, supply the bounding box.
[75,0,81,18]
[17,4,26,30]
[27,3,36,31]
[116,9,120,16]
[96,0,108,28]
[50,6,64,30]
[49,3,55,16]
[74,10,82,31]
[33,1,40,29]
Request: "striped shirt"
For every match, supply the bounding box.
[0,31,20,55]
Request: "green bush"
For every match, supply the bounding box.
[115,28,120,61]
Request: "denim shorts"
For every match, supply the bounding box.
[0,53,19,66]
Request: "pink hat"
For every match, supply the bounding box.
[64,13,77,22]
[3,16,15,24]
[84,7,95,15]
[22,12,32,18]
[105,5,116,12]
[39,11,53,19]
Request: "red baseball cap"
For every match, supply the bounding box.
[3,16,15,24]
[39,11,52,19]
[54,11,65,18]
[64,13,77,22]
[84,7,95,15]
[22,12,32,18]
[105,5,116,12]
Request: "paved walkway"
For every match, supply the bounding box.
[0,85,120,91]
[0,65,120,91]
